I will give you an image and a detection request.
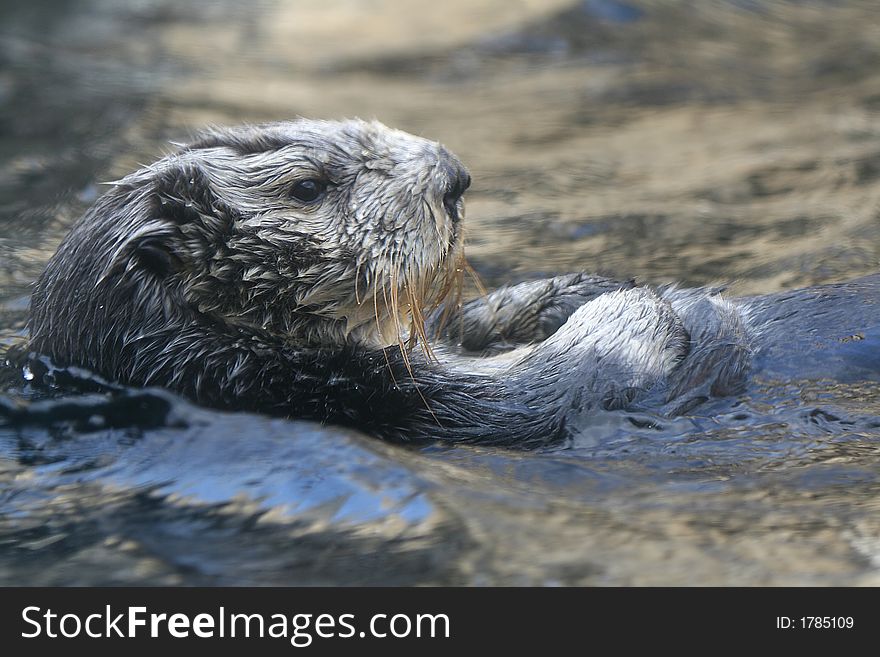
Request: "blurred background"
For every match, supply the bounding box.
[2,1,880,585]
[3,0,880,302]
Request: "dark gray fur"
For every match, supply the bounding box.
[24,119,880,446]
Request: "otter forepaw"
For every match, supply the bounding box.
[517,288,689,408]
[568,287,689,376]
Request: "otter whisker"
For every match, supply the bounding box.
[372,272,383,343]
[407,280,430,360]
[463,258,487,298]
[383,253,412,374]
[354,261,363,306]
[441,255,484,343]
[394,263,415,374]
[430,247,466,341]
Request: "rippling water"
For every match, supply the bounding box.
[2,0,880,585]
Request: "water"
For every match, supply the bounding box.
[2,0,880,585]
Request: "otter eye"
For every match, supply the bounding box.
[289,179,326,203]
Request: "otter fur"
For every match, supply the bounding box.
[25,119,880,446]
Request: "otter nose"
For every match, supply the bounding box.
[442,162,471,223]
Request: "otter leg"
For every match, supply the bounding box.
[660,289,754,412]
[438,272,633,354]
[510,287,689,415]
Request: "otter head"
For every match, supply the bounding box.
[37,119,471,356]
[179,119,470,348]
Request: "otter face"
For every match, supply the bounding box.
[119,119,471,348]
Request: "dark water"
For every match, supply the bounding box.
[3,0,880,585]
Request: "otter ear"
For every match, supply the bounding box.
[99,161,229,285]
[97,220,181,285]
[132,236,182,278]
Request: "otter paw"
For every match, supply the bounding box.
[556,287,689,381]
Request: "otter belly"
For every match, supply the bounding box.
[746,274,880,383]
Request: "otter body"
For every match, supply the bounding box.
[746,277,880,383]
[25,120,880,446]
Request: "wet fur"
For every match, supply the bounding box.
[25,119,780,446]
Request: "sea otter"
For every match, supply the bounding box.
[24,119,880,446]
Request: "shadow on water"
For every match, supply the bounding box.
[2,0,880,584]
